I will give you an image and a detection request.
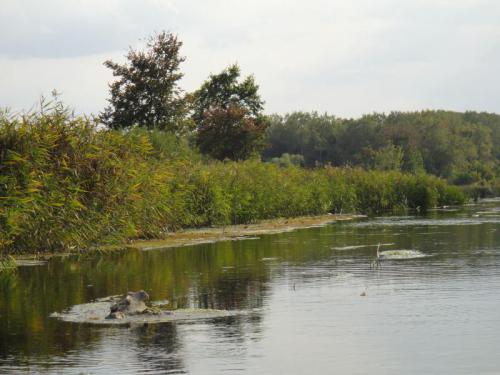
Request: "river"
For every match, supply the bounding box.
[1,199,499,374]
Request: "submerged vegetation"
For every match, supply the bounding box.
[0,106,465,255]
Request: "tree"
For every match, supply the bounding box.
[192,64,264,122]
[101,32,188,132]
[196,104,268,160]
[372,145,404,171]
[192,64,268,160]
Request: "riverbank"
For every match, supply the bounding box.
[127,213,362,251]
[0,213,360,270]
[0,110,466,256]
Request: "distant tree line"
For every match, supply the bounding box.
[263,111,500,189]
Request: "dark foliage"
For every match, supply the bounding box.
[196,105,268,160]
[191,64,264,123]
[192,64,267,160]
[101,32,189,132]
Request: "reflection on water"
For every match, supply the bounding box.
[1,199,500,374]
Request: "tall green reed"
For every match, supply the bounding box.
[0,108,466,255]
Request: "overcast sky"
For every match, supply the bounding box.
[1,0,499,117]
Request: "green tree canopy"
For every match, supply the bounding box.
[191,64,264,124]
[264,110,500,185]
[101,32,188,132]
[196,105,268,160]
[192,64,268,160]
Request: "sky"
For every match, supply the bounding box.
[1,0,499,118]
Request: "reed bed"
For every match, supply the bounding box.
[0,109,466,255]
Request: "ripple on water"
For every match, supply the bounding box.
[332,243,395,251]
[15,259,48,267]
[379,249,430,260]
[350,217,499,227]
[332,245,372,251]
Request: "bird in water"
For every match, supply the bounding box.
[106,290,150,319]
[370,243,381,269]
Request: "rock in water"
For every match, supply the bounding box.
[106,290,149,319]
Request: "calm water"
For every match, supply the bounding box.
[1,199,500,374]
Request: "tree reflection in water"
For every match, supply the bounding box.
[0,237,274,371]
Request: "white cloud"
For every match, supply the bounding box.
[1,0,500,117]
[0,53,115,114]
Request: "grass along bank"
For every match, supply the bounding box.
[0,109,466,256]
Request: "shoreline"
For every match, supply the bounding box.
[126,213,363,251]
[2,213,363,268]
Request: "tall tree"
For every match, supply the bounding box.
[192,64,268,160]
[196,105,268,160]
[101,32,188,132]
[192,64,264,123]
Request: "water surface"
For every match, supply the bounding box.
[1,199,500,374]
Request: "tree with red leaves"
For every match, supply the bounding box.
[192,64,268,160]
[197,104,268,160]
